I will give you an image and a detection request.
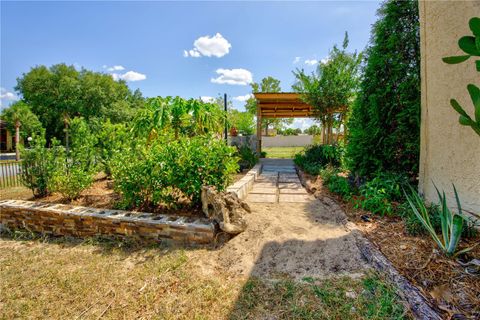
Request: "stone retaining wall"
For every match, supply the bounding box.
[0,200,215,244]
[226,163,262,200]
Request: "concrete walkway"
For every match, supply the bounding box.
[246,159,314,203]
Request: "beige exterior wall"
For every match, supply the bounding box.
[419,1,480,215]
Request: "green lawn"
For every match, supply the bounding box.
[263,146,305,159]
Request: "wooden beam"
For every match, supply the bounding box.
[256,102,262,155]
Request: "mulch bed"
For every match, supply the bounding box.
[304,173,480,319]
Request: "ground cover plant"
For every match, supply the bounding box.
[294,144,343,175]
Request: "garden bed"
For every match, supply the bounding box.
[301,172,480,319]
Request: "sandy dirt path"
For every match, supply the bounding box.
[192,160,370,280]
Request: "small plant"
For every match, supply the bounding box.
[353,173,407,215]
[404,184,471,256]
[237,145,258,169]
[443,17,480,136]
[95,120,129,176]
[20,134,59,197]
[49,118,97,201]
[326,174,352,199]
[294,144,343,175]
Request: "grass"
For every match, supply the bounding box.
[0,231,410,320]
[263,146,305,159]
[0,185,32,200]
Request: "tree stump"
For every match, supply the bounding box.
[201,186,250,234]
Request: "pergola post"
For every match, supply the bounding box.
[256,104,262,156]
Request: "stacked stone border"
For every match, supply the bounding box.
[226,163,262,200]
[0,200,215,244]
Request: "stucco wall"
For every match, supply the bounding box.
[419,1,480,216]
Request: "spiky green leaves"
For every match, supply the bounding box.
[404,184,469,257]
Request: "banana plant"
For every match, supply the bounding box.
[404,184,471,257]
[443,17,480,137]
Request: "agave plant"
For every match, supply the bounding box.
[443,17,480,137]
[404,184,471,257]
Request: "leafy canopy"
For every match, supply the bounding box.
[293,32,362,144]
[1,101,44,140]
[15,63,144,142]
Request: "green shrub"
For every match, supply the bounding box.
[294,144,343,175]
[20,135,58,197]
[111,136,239,209]
[237,145,258,169]
[95,120,129,176]
[353,173,407,215]
[49,118,97,200]
[327,174,353,199]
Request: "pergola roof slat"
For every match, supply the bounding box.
[254,92,315,119]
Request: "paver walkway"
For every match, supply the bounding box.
[246,158,314,203]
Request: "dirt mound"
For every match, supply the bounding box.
[191,198,370,280]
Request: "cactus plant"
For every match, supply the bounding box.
[443,17,480,137]
[443,17,480,71]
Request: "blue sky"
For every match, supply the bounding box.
[1,1,380,129]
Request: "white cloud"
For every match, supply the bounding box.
[320,57,330,64]
[0,88,18,108]
[290,118,314,131]
[184,33,231,58]
[111,70,146,82]
[103,65,125,72]
[293,56,301,64]
[0,88,17,101]
[233,94,253,102]
[107,65,125,72]
[211,68,252,85]
[304,59,318,66]
[200,96,215,103]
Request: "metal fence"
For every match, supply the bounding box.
[0,160,22,188]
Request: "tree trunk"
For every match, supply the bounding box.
[15,120,20,161]
[64,114,69,152]
[264,121,269,136]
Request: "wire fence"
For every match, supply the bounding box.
[0,160,22,188]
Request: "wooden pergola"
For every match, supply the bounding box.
[254,92,315,154]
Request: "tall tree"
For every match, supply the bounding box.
[346,0,420,179]
[293,32,362,144]
[245,76,293,135]
[15,63,144,142]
